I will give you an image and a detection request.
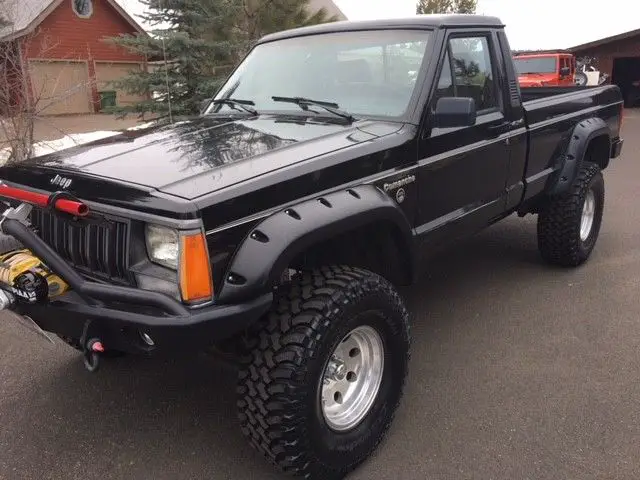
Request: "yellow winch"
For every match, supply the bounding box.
[0,249,69,303]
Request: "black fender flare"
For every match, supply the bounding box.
[549,117,610,196]
[216,185,414,304]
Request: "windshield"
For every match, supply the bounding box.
[514,57,557,75]
[209,30,432,118]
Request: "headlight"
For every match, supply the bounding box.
[145,224,179,269]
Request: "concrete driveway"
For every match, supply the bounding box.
[1,113,639,480]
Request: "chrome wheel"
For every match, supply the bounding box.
[321,325,384,432]
[580,189,596,241]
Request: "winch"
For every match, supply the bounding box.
[0,187,113,372]
[0,248,69,303]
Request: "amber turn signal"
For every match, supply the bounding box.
[179,232,213,303]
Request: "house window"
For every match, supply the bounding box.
[72,0,93,18]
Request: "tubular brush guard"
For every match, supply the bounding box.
[0,200,274,357]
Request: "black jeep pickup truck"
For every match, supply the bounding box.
[0,14,624,480]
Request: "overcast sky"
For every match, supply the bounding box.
[116,0,640,50]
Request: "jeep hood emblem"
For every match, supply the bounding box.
[50,174,72,189]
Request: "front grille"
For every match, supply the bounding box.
[30,209,132,285]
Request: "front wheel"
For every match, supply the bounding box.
[537,162,605,267]
[237,266,410,479]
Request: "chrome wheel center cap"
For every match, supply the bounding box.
[325,356,346,382]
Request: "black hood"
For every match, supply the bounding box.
[0,115,402,201]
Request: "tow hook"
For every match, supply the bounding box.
[83,338,104,373]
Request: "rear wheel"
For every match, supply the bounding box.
[237,266,410,479]
[537,162,605,267]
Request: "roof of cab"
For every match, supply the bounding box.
[257,14,504,44]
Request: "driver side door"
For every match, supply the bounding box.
[415,32,514,252]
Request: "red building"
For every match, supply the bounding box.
[568,29,640,107]
[0,0,147,115]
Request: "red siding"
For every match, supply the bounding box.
[23,0,144,62]
[17,0,145,113]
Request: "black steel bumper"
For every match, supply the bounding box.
[11,291,273,354]
[611,137,624,159]
[1,217,273,354]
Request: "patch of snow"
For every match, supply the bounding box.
[126,121,157,131]
[0,119,180,165]
[0,130,120,165]
[33,130,120,156]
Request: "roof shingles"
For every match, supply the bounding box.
[0,0,145,40]
[308,0,348,21]
[0,0,347,40]
[0,0,54,39]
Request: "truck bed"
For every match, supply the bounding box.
[517,83,623,209]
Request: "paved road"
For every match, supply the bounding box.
[1,115,639,480]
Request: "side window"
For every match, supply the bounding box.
[447,36,498,112]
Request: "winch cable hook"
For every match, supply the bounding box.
[79,320,103,373]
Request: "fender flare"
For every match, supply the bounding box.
[216,185,414,304]
[549,117,610,196]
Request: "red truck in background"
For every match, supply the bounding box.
[513,52,576,87]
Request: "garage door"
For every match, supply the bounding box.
[94,62,145,106]
[29,61,91,115]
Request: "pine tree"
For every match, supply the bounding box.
[248,0,339,39]
[105,0,338,120]
[104,0,240,118]
[454,0,477,13]
[416,0,477,14]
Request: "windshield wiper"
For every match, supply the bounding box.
[211,98,258,115]
[271,96,355,122]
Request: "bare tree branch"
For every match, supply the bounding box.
[0,11,97,162]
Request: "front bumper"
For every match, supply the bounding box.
[0,216,273,354]
[11,291,273,354]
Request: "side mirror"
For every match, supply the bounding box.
[433,97,477,128]
[560,66,571,77]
